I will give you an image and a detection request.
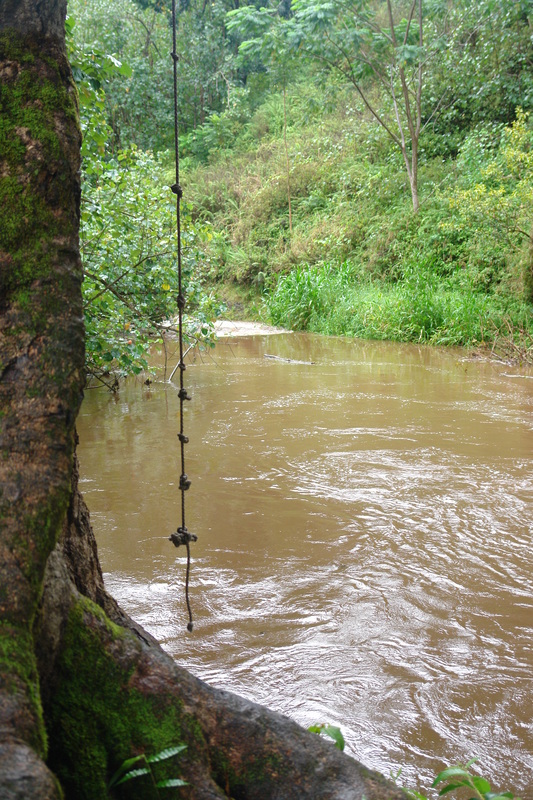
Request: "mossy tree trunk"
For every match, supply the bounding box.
[0,0,83,796]
[0,4,404,799]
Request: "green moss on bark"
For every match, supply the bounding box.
[0,622,47,755]
[29,488,73,596]
[0,29,81,314]
[45,597,192,800]
[0,21,84,794]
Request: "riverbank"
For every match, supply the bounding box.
[211,274,533,365]
[186,94,533,364]
[212,302,533,367]
[214,319,291,337]
[262,265,533,365]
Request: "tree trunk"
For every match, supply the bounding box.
[409,146,419,215]
[0,0,83,796]
[526,225,533,303]
[283,86,293,235]
[0,4,404,798]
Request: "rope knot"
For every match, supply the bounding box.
[169,526,198,548]
[171,182,183,198]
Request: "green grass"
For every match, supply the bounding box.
[266,262,533,350]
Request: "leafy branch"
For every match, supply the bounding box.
[397,758,522,800]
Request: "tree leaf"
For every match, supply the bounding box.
[433,767,472,786]
[472,776,492,795]
[438,783,464,795]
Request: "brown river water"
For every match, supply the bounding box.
[77,331,533,797]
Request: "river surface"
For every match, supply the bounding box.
[77,332,533,797]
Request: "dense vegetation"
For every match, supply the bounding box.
[69,0,533,375]
[55,3,532,795]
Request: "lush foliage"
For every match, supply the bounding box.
[68,0,287,150]
[69,0,173,151]
[288,0,426,211]
[401,758,521,800]
[82,145,218,383]
[183,82,533,358]
[68,5,222,383]
[443,110,533,302]
[69,0,533,372]
[422,0,533,154]
[266,261,531,349]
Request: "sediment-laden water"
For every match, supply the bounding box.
[78,332,533,797]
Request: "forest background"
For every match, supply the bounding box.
[68,0,533,384]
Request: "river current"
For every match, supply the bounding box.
[77,331,533,797]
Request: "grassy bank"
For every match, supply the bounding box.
[266,262,530,348]
[183,85,533,361]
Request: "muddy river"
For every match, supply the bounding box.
[77,331,533,797]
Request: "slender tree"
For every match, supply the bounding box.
[227,6,301,232]
[292,0,425,212]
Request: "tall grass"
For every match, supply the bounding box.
[266,262,532,349]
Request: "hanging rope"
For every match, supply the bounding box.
[168,0,197,633]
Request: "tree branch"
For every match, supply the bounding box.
[320,31,402,147]
[83,250,173,308]
[403,0,418,45]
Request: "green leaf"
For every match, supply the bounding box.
[438,783,465,795]
[114,767,150,786]
[472,776,492,795]
[307,724,322,735]
[156,778,189,788]
[146,745,187,764]
[308,723,345,751]
[108,755,145,788]
[433,767,472,787]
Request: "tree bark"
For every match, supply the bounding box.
[283,86,293,235]
[0,0,83,796]
[0,3,404,798]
